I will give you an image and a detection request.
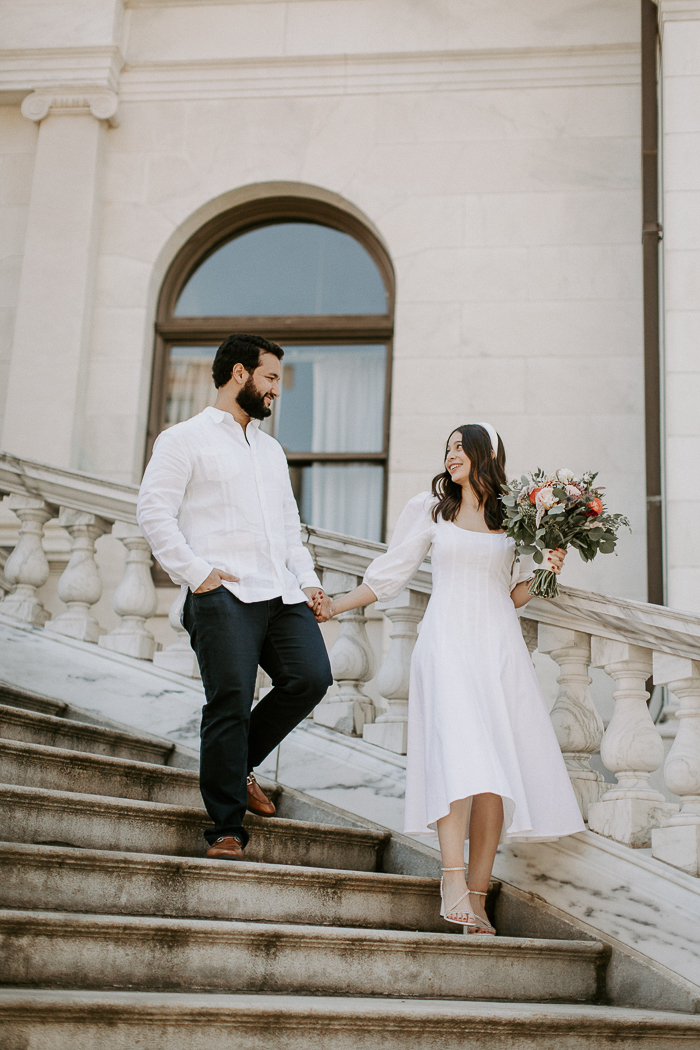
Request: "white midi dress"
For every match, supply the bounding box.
[364,493,585,842]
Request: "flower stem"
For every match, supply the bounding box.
[528,568,560,599]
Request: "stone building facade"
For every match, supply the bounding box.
[1,0,698,611]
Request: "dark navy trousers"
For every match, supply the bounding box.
[183,587,332,846]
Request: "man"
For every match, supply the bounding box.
[137,333,333,860]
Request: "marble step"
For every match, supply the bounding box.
[0,785,389,870]
[0,909,608,1002]
[0,681,67,717]
[0,703,173,764]
[0,841,458,933]
[0,738,203,806]
[2,992,698,1050]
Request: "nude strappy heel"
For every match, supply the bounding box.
[467,889,496,935]
[439,866,477,928]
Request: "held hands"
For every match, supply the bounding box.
[194,569,240,594]
[542,548,566,575]
[305,588,334,622]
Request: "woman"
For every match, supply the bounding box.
[313,423,585,933]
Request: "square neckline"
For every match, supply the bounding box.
[447,520,507,537]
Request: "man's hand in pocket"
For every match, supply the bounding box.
[194,569,239,594]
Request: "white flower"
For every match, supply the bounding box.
[535,486,558,510]
[557,468,575,483]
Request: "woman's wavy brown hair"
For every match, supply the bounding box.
[431,424,507,531]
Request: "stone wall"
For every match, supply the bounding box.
[0,0,652,601]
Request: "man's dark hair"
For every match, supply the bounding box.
[212,334,283,389]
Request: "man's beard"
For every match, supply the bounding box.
[236,376,271,419]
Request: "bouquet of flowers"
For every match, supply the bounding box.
[500,469,630,599]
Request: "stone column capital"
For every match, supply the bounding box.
[21,87,119,127]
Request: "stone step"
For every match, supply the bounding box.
[0,703,174,764]
[0,842,457,933]
[0,681,67,717]
[0,738,202,806]
[0,785,389,870]
[0,909,608,1002]
[2,992,698,1050]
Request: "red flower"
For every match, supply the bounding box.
[529,487,542,505]
[584,497,603,517]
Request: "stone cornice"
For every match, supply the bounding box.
[658,0,700,20]
[126,0,364,5]
[118,43,640,103]
[0,42,639,107]
[0,46,124,96]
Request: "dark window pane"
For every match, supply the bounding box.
[275,345,386,453]
[174,222,387,316]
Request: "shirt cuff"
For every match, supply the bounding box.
[182,558,215,592]
[297,569,322,592]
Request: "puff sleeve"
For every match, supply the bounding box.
[363,492,436,603]
[509,549,535,594]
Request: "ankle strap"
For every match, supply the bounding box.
[441,866,465,871]
[468,889,487,896]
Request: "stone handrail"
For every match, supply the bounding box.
[0,452,139,524]
[1,451,700,878]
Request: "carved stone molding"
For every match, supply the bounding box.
[118,45,640,104]
[21,87,119,126]
[658,1,700,23]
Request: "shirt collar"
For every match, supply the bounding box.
[204,406,261,431]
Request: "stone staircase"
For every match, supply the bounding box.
[0,684,698,1048]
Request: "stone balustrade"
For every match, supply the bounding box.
[2,451,700,877]
[0,454,158,663]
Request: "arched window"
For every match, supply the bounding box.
[148,196,394,541]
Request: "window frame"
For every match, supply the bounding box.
[148,195,395,539]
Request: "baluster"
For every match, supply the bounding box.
[651,654,700,875]
[363,589,428,754]
[98,523,158,660]
[537,626,606,821]
[313,570,376,736]
[153,590,200,678]
[520,616,539,660]
[0,555,10,598]
[46,509,109,642]
[0,494,54,625]
[587,639,676,847]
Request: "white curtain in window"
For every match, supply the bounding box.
[308,464,383,540]
[310,349,385,538]
[311,350,384,453]
[166,353,216,427]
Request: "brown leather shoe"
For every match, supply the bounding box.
[247,773,276,817]
[205,835,244,860]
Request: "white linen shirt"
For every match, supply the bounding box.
[136,406,321,605]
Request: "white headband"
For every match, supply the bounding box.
[475,422,499,455]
